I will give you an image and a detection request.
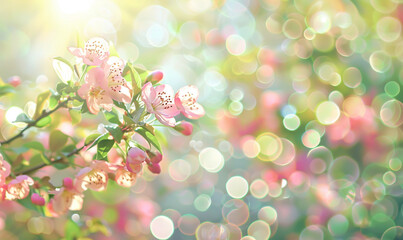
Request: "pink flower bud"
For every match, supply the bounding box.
[146,71,163,84]
[8,76,21,87]
[31,193,45,206]
[148,152,162,164]
[148,163,161,174]
[63,177,74,190]
[127,147,147,164]
[174,121,193,136]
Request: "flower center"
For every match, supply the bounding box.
[89,87,105,98]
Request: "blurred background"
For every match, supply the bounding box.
[0,0,403,239]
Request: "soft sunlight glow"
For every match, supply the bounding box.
[56,0,94,15]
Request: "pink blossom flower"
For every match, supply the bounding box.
[115,166,138,188]
[68,37,109,66]
[174,121,193,136]
[48,186,83,215]
[0,155,11,185]
[175,85,205,119]
[141,82,179,127]
[31,193,45,206]
[5,175,34,200]
[102,56,132,103]
[75,160,111,192]
[78,68,113,114]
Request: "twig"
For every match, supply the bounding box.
[15,144,86,176]
[0,100,69,146]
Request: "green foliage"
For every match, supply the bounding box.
[103,110,121,125]
[49,130,68,152]
[64,220,82,240]
[33,91,51,120]
[135,126,162,153]
[14,113,33,124]
[69,109,81,125]
[96,139,114,159]
[36,116,51,128]
[105,125,123,142]
[23,141,45,152]
[0,84,15,97]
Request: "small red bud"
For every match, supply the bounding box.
[148,163,161,174]
[63,177,74,189]
[174,121,193,136]
[8,76,21,87]
[146,71,163,84]
[31,193,45,206]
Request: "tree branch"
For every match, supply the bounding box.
[0,100,69,146]
[15,144,86,176]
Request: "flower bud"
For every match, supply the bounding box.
[8,76,21,87]
[148,163,161,174]
[127,147,147,164]
[147,151,162,164]
[31,193,45,206]
[174,121,193,136]
[63,177,74,189]
[146,71,163,84]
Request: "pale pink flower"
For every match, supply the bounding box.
[174,121,193,136]
[78,68,113,114]
[102,56,131,103]
[48,187,83,215]
[75,160,111,192]
[5,175,34,200]
[68,37,109,66]
[141,82,179,127]
[175,85,205,119]
[31,193,45,206]
[115,166,138,188]
[0,155,11,185]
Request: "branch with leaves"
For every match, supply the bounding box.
[0,37,205,216]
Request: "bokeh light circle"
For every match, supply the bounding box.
[150,215,174,239]
[226,176,249,199]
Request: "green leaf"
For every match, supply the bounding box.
[87,133,109,150]
[33,91,51,120]
[65,220,81,240]
[96,139,114,159]
[85,133,101,145]
[123,114,136,126]
[31,153,51,165]
[126,63,142,97]
[53,162,69,170]
[53,57,73,84]
[105,125,123,142]
[109,41,120,57]
[69,109,81,125]
[36,116,51,128]
[104,111,121,125]
[0,85,15,97]
[49,130,68,152]
[49,94,60,110]
[14,113,33,124]
[135,127,162,153]
[23,141,45,152]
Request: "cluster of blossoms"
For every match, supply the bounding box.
[0,37,204,215]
